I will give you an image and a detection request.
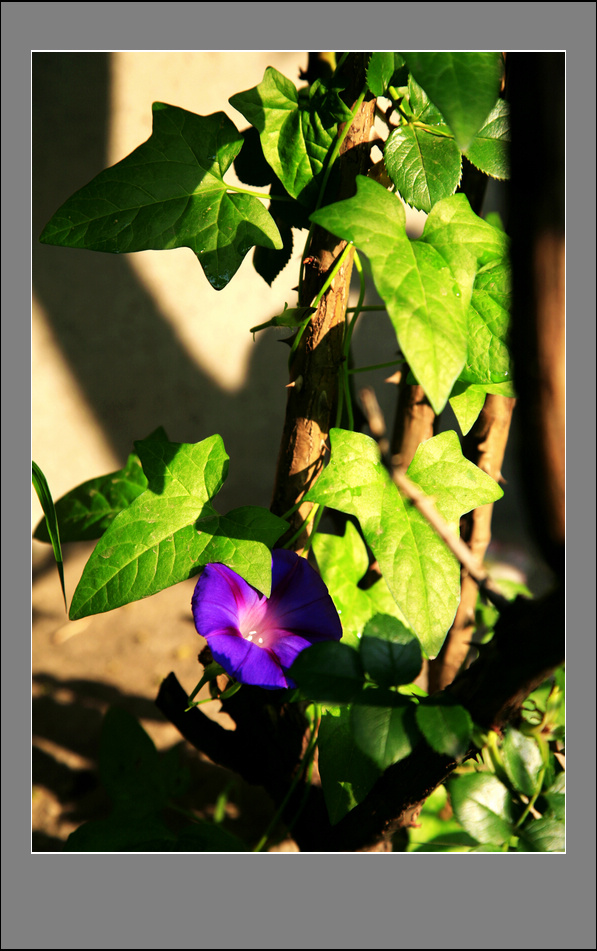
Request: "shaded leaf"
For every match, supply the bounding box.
[351,702,419,770]
[401,52,503,150]
[64,814,176,853]
[99,707,167,815]
[318,707,381,825]
[32,461,67,608]
[40,103,282,290]
[385,122,462,213]
[501,728,544,798]
[366,52,407,97]
[415,701,473,760]
[465,99,510,179]
[517,817,565,853]
[360,615,423,687]
[449,772,514,844]
[461,260,512,385]
[290,641,365,704]
[34,454,148,543]
[230,68,349,207]
[174,821,250,852]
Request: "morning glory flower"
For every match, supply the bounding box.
[191,549,342,690]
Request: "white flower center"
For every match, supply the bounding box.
[246,630,264,645]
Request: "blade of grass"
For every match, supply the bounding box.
[32,462,67,609]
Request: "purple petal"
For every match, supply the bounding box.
[207,632,290,689]
[192,562,262,637]
[267,550,343,642]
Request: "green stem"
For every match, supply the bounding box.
[346,305,386,312]
[252,704,321,852]
[282,504,319,550]
[348,359,402,374]
[336,249,365,430]
[225,184,294,203]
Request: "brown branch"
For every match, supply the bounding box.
[390,376,435,472]
[428,394,516,691]
[270,55,376,550]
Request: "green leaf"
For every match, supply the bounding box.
[34,454,148,543]
[449,380,516,436]
[195,505,288,596]
[32,461,66,608]
[501,728,544,798]
[415,701,473,761]
[67,430,286,619]
[385,77,462,213]
[461,259,512,385]
[448,382,487,435]
[385,122,462,213]
[517,817,565,853]
[68,430,228,619]
[465,99,510,179]
[311,178,469,412]
[360,615,422,687]
[449,772,514,844]
[289,641,365,704]
[543,772,565,821]
[305,429,502,656]
[350,702,419,771]
[401,52,503,150]
[366,52,407,97]
[318,707,381,825]
[230,67,350,206]
[40,103,282,291]
[311,521,412,644]
[406,428,503,525]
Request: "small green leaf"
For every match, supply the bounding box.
[318,707,381,824]
[34,454,148,543]
[351,702,419,771]
[517,817,565,852]
[448,382,487,435]
[415,702,473,760]
[402,52,503,150]
[449,772,514,844]
[543,772,565,821]
[385,122,462,213]
[32,461,66,608]
[465,99,510,180]
[230,67,349,207]
[501,728,544,798]
[360,615,422,687]
[250,305,316,335]
[289,642,365,704]
[40,103,282,290]
[366,52,407,97]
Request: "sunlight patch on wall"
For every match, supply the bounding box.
[106,51,305,393]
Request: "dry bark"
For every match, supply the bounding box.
[270,56,376,549]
